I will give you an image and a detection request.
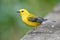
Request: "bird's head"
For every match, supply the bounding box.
[17,9,30,17]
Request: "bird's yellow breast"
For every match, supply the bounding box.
[22,16,40,27]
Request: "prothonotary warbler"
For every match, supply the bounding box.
[17,9,47,30]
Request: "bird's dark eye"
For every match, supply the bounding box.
[21,11,24,12]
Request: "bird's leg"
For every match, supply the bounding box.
[35,27,37,30]
[33,27,37,31]
[28,27,37,34]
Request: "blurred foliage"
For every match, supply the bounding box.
[0,0,60,40]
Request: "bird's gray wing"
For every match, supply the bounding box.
[28,17,47,23]
[37,17,47,23]
[28,17,38,22]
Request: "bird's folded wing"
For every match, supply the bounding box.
[28,17,38,22]
[28,16,47,23]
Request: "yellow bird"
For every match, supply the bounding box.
[17,9,47,30]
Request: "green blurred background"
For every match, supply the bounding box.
[0,0,60,40]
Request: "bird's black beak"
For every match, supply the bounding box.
[17,11,20,13]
